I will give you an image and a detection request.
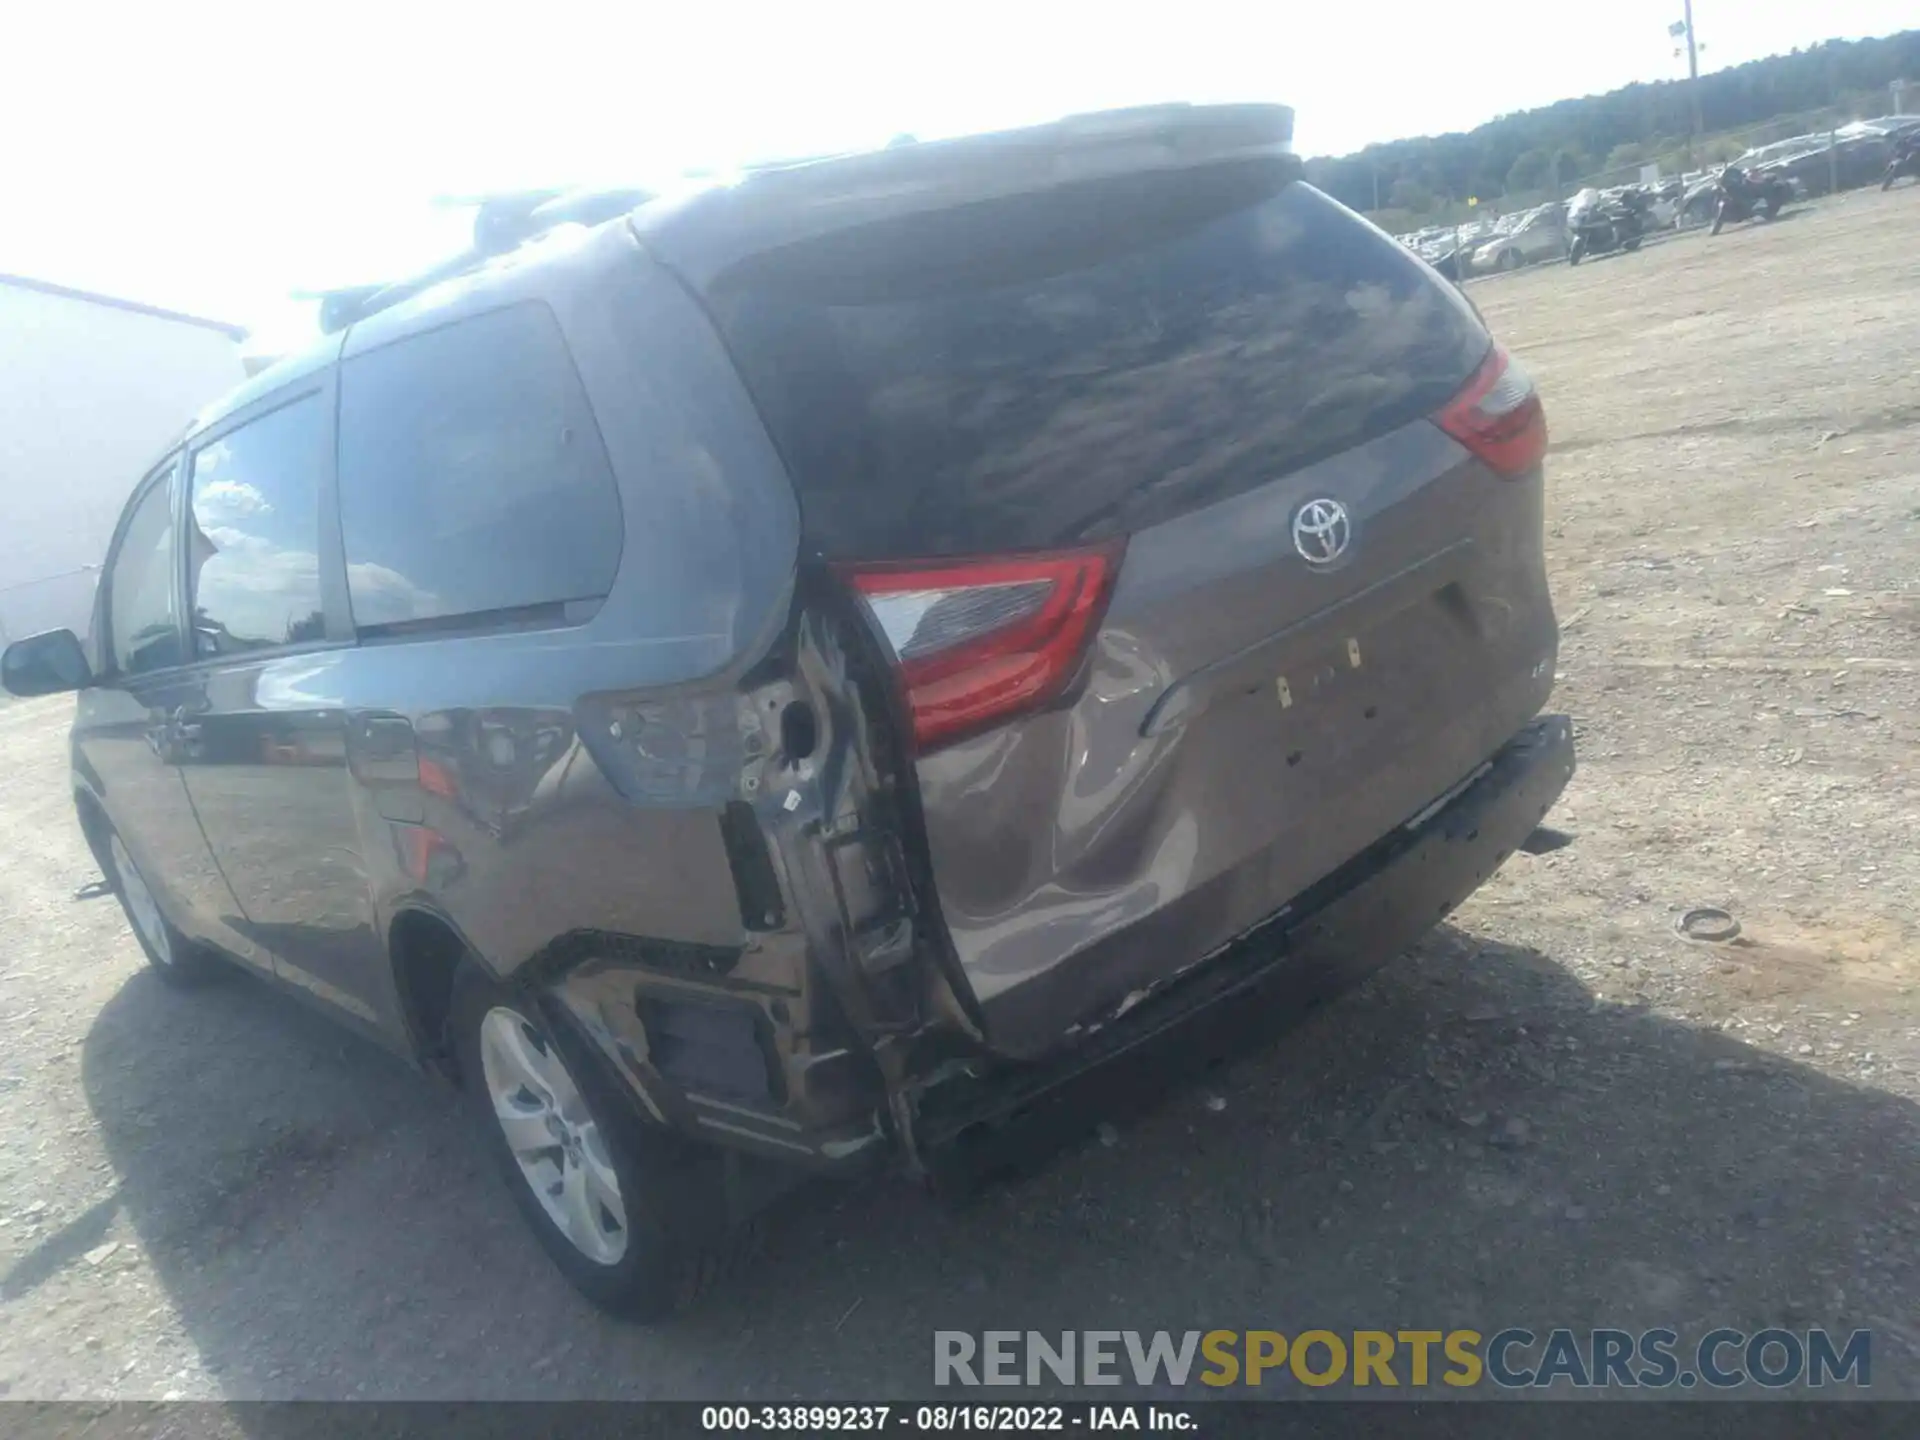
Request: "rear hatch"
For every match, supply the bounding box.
[673,108,1558,1058]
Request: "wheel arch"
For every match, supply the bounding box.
[388,904,490,1078]
[73,786,113,872]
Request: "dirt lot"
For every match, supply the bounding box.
[1,187,1917,1403]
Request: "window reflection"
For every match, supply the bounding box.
[106,469,183,676]
[188,396,327,656]
[336,303,623,631]
[718,176,1488,559]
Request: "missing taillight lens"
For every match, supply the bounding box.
[842,543,1122,754]
[1435,343,1548,477]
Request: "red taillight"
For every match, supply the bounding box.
[397,824,453,884]
[841,542,1121,754]
[417,755,458,800]
[1435,343,1548,476]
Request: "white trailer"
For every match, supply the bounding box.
[0,274,246,644]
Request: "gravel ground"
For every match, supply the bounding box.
[1,186,1917,1404]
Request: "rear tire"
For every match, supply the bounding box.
[103,827,219,987]
[1495,249,1519,272]
[450,961,740,1319]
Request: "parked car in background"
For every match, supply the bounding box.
[1415,233,1468,281]
[1797,134,1894,195]
[1671,171,1713,223]
[1626,184,1680,229]
[1729,131,1893,199]
[1408,216,1500,281]
[1839,116,1920,144]
[1,102,1570,1318]
[1470,203,1567,272]
[1680,174,1733,226]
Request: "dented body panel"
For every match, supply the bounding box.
[913,423,1558,1058]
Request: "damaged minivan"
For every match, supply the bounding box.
[2,103,1572,1316]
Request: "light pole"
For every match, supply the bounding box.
[1671,4,1702,169]
[1682,0,1701,130]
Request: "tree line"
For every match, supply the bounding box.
[1304,29,1918,219]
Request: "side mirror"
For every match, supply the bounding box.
[2,629,92,696]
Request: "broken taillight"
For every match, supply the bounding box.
[1435,343,1548,477]
[841,543,1121,754]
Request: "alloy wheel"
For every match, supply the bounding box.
[478,1006,629,1265]
[109,834,172,967]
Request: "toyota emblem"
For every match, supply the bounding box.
[1292,498,1352,566]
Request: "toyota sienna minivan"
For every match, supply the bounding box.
[2,103,1572,1316]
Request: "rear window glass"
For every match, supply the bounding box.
[336,303,623,632]
[711,169,1488,559]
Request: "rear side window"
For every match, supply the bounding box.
[187,395,329,657]
[711,169,1489,559]
[336,303,623,632]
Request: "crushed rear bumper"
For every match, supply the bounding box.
[911,714,1575,1185]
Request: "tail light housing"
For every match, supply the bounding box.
[1435,343,1547,476]
[841,543,1121,754]
[416,754,459,800]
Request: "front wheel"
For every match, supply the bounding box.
[1568,237,1587,266]
[1623,234,1643,251]
[451,961,741,1318]
[1887,171,1900,192]
[1710,204,1727,237]
[104,827,219,986]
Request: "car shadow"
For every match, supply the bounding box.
[58,922,1920,1403]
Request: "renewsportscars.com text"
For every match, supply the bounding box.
[934,1328,1871,1390]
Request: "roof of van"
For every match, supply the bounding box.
[185,331,342,436]
[634,102,1297,290]
[185,104,1298,436]
[186,222,618,436]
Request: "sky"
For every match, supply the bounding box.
[1,0,1911,351]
